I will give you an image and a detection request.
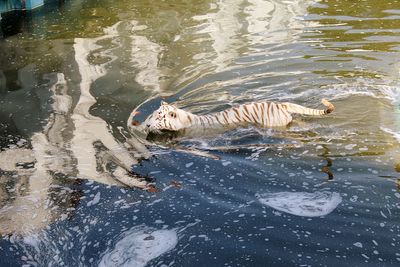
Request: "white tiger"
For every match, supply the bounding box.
[130,99,334,135]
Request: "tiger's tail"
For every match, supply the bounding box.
[282,99,334,116]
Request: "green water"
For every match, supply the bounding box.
[1,0,400,266]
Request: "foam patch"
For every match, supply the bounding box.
[381,127,400,143]
[99,225,178,267]
[257,191,342,217]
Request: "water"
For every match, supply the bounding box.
[0,0,400,266]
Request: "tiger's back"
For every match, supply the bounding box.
[212,99,333,128]
[213,101,292,128]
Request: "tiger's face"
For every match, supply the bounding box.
[144,101,190,133]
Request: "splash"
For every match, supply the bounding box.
[262,79,400,107]
[381,127,400,143]
[324,81,400,104]
[99,225,178,267]
[257,191,342,217]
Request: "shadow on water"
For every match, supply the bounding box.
[0,0,70,38]
[0,11,26,38]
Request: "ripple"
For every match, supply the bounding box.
[322,81,400,104]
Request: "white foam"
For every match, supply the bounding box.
[324,82,400,104]
[381,127,400,143]
[99,225,178,267]
[257,191,342,217]
[87,192,101,207]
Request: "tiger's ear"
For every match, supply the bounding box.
[161,101,168,105]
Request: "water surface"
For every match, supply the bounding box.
[1,0,400,266]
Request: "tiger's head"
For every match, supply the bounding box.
[144,101,191,133]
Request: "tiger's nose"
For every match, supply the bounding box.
[146,124,151,128]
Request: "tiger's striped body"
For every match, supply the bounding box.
[134,99,334,135]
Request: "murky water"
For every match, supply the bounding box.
[1,0,400,266]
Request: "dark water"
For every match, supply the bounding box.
[1,0,400,266]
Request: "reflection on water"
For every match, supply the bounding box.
[1,0,400,266]
[72,33,148,188]
[0,21,151,235]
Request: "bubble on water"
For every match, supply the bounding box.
[185,162,194,168]
[87,192,101,207]
[256,191,342,217]
[99,225,178,267]
[361,254,370,260]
